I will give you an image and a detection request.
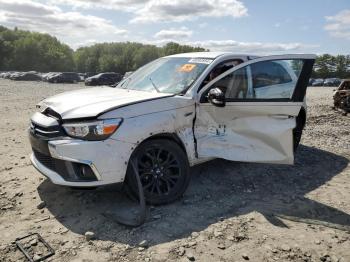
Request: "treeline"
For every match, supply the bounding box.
[74,42,206,74]
[0,26,75,72]
[312,54,350,79]
[0,26,205,74]
[1,26,350,78]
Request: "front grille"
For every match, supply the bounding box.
[30,108,64,139]
[33,149,56,171]
[30,122,64,138]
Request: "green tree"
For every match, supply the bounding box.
[73,41,206,74]
[335,55,348,79]
[0,27,74,72]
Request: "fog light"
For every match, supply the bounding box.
[73,163,97,181]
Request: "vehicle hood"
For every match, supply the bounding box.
[38,87,172,119]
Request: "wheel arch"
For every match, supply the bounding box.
[125,132,192,205]
[134,132,188,155]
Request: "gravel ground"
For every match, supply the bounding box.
[0,79,349,262]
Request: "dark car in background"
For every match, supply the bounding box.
[324,78,341,87]
[308,78,315,86]
[11,72,42,81]
[85,72,122,86]
[6,72,16,79]
[41,72,58,82]
[8,72,23,80]
[311,78,324,86]
[47,72,80,83]
[122,71,133,80]
[0,72,9,78]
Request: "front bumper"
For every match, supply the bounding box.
[31,153,102,187]
[29,132,136,187]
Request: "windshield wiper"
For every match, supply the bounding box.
[117,77,131,89]
[149,77,160,93]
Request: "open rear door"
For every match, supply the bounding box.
[194,54,315,164]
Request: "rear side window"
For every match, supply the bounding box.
[251,61,292,88]
[250,60,303,99]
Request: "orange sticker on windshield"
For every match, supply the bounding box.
[178,64,196,72]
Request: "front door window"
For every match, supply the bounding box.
[208,59,305,101]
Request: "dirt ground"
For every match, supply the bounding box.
[0,79,349,262]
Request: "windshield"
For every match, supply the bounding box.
[117,57,212,94]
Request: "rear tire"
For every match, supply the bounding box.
[125,139,190,205]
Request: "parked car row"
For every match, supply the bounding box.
[42,72,81,83]
[85,72,123,86]
[0,71,127,86]
[309,78,342,87]
[0,71,42,81]
[0,71,82,83]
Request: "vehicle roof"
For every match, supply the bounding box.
[166,52,252,59]
[166,52,317,61]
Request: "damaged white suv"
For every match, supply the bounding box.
[29,52,315,204]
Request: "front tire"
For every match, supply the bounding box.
[125,139,190,205]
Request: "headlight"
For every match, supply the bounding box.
[63,119,122,140]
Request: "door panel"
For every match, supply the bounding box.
[195,103,301,164]
[195,55,315,164]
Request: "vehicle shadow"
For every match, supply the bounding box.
[37,145,350,246]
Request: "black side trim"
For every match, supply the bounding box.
[291,59,315,102]
[220,98,290,103]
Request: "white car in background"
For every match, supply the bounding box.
[29,52,315,204]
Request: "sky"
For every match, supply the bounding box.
[0,0,349,55]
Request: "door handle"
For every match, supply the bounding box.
[270,114,292,119]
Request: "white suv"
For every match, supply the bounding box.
[29,52,315,204]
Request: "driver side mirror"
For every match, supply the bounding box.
[207,87,226,107]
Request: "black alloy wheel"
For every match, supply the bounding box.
[126,139,190,205]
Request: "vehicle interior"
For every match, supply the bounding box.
[201,58,304,101]
[199,59,243,92]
